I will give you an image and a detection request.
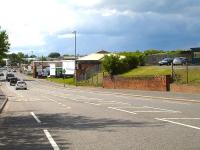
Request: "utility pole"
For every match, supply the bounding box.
[73,31,77,86]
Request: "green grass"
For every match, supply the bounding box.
[46,77,75,85]
[174,68,200,85]
[121,66,171,77]
[120,66,200,86]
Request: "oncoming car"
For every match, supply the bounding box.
[16,81,27,90]
[10,77,18,86]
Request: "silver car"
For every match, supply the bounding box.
[16,81,27,90]
[173,57,188,65]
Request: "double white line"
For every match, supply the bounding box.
[30,112,60,150]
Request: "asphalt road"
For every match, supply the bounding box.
[0,71,200,150]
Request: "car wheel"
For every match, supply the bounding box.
[25,88,27,90]
[16,88,18,90]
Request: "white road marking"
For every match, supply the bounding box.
[30,112,41,123]
[86,91,198,104]
[162,101,189,105]
[155,118,200,130]
[84,102,101,106]
[133,111,178,113]
[44,129,60,150]
[97,101,130,105]
[88,97,103,101]
[108,107,136,114]
[113,106,146,108]
[144,106,181,113]
[161,118,200,120]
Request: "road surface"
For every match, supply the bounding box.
[0,72,200,150]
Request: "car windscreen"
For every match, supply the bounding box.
[7,74,14,77]
[17,82,26,84]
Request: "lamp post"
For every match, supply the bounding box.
[73,31,77,86]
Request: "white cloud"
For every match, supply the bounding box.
[69,0,101,7]
[0,0,77,47]
[57,33,77,39]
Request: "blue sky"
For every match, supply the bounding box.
[1,0,200,56]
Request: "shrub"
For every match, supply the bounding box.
[102,55,122,76]
[102,54,139,76]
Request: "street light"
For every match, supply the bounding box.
[72,31,77,86]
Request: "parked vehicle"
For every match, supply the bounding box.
[16,81,27,90]
[10,77,18,86]
[0,73,4,76]
[6,73,15,81]
[173,57,188,65]
[158,58,173,66]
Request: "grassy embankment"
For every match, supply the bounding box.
[121,66,200,85]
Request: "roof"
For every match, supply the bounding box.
[77,52,126,61]
[191,47,200,51]
[78,53,106,61]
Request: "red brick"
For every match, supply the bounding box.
[103,75,170,91]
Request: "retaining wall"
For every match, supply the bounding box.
[171,84,200,94]
[103,75,171,91]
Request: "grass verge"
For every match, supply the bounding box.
[46,77,75,85]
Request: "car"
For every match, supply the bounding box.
[16,81,27,90]
[12,69,16,72]
[0,73,4,76]
[10,77,18,86]
[6,73,15,81]
[173,57,188,65]
[158,58,173,66]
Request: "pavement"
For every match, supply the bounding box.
[0,88,7,113]
[0,71,200,150]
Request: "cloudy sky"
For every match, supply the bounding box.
[0,0,200,56]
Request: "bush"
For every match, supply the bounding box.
[102,55,122,76]
[119,51,145,66]
[102,54,139,76]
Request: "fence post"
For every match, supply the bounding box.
[186,62,189,84]
[102,72,104,88]
[171,62,174,81]
[96,73,98,86]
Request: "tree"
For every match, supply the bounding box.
[48,52,61,58]
[0,27,10,61]
[38,56,47,61]
[30,54,37,58]
[102,55,123,76]
[8,53,19,66]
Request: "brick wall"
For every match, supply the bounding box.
[171,84,200,94]
[103,75,170,91]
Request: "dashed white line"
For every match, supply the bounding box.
[144,106,181,113]
[133,111,177,113]
[84,102,101,106]
[44,129,60,150]
[160,118,200,120]
[108,107,136,114]
[155,118,200,130]
[30,112,41,123]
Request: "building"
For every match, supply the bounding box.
[76,50,109,80]
[191,47,200,64]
